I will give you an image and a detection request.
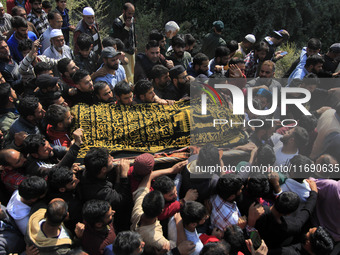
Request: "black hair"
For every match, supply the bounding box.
[18,176,47,200]
[214,46,230,59]
[146,40,159,50]
[142,190,165,218]
[113,231,143,255]
[84,147,109,178]
[199,242,230,255]
[82,199,111,227]
[185,34,195,46]
[45,199,68,226]
[72,69,90,84]
[57,58,72,75]
[196,144,220,168]
[23,134,46,154]
[152,176,175,194]
[246,173,270,198]
[0,83,12,108]
[310,226,334,255]
[114,81,132,97]
[180,201,207,226]
[216,174,243,201]
[18,39,33,53]
[255,41,269,52]
[298,114,317,133]
[76,33,94,51]
[274,191,300,215]
[29,0,42,4]
[93,81,109,95]
[171,34,185,48]
[253,116,274,131]
[227,40,238,53]
[302,73,320,87]
[112,38,125,51]
[34,62,52,76]
[149,30,163,42]
[11,16,28,28]
[47,9,60,20]
[11,6,25,16]
[256,144,276,166]
[102,36,116,48]
[42,0,52,9]
[292,126,309,149]
[17,95,40,118]
[307,38,322,51]
[45,104,69,127]
[289,155,313,180]
[48,166,74,191]
[229,57,245,65]
[150,65,169,80]
[305,55,324,68]
[134,79,153,99]
[193,53,209,66]
[223,225,246,255]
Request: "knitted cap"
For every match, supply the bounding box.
[133,153,155,176]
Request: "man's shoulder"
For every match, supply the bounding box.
[113,16,124,27]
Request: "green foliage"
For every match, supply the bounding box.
[275,43,301,78]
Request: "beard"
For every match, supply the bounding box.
[175,51,184,58]
[108,63,119,70]
[34,7,42,13]
[280,135,290,145]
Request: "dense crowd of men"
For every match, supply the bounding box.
[0,0,340,254]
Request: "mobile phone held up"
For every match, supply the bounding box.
[280,51,288,56]
[249,231,262,250]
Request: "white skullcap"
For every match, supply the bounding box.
[165,21,180,32]
[50,29,63,38]
[245,34,256,44]
[0,3,3,8]
[83,7,94,16]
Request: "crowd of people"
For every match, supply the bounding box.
[0,0,339,254]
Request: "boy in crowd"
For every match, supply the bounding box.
[74,33,98,74]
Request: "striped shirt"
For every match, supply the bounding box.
[27,10,49,36]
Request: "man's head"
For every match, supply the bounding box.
[18,176,47,204]
[300,73,320,93]
[24,134,54,160]
[82,200,114,229]
[214,46,230,66]
[77,33,94,58]
[223,225,246,255]
[0,149,27,170]
[29,0,43,14]
[0,82,17,109]
[228,57,246,76]
[255,144,276,166]
[17,95,45,122]
[328,43,340,61]
[142,190,165,218]
[145,40,160,64]
[84,147,114,178]
[45,104,73,131]
[42,0,52,13]
[171,34,186,58]
[50,29,65,51]
[18,39,33,57]
[246,173,270,198]
[305,55,324,74]
[216,174,243,202]
[185,34,196,53]
[196,143,221,168]
[169,65,190,91]
[12,16,29,40]
[82,7,95,26]
[180,201,208,229]
[48,10,63,29]
[152,176,177,203]
[149,30,166,51]
[48,166,79,192]
[101,47,121,71]
[34,62,53,77]
[303,227,334,255]
[227,40,239,58]
[12,6,27,19]
[45,198,68,227]
[123,2,135,22]
[56,0,67,11]
[151,65,170,88]
[114,81,133,106]
[51,92,68,107]
[36,74,59,93]
[164,21,179,39]
[212,20,224,34]
[254,41,269,61]
[280,126,309,150]
[94,82,114,103]
[58,58,79,78]
[306,38,321,57]
[0,3,5,18]
[259,60,275,78]
[274,191,300,215]
[193,53,209,76]
[253,116,276,140]
[73,69,94,93]
[113,231,144,255]
[134,79,155,103]
[272,29,290,46]
[243,34,256,49]
[0,37,10,59]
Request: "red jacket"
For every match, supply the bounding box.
[6,0,31,15]
[46,124,71,148]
